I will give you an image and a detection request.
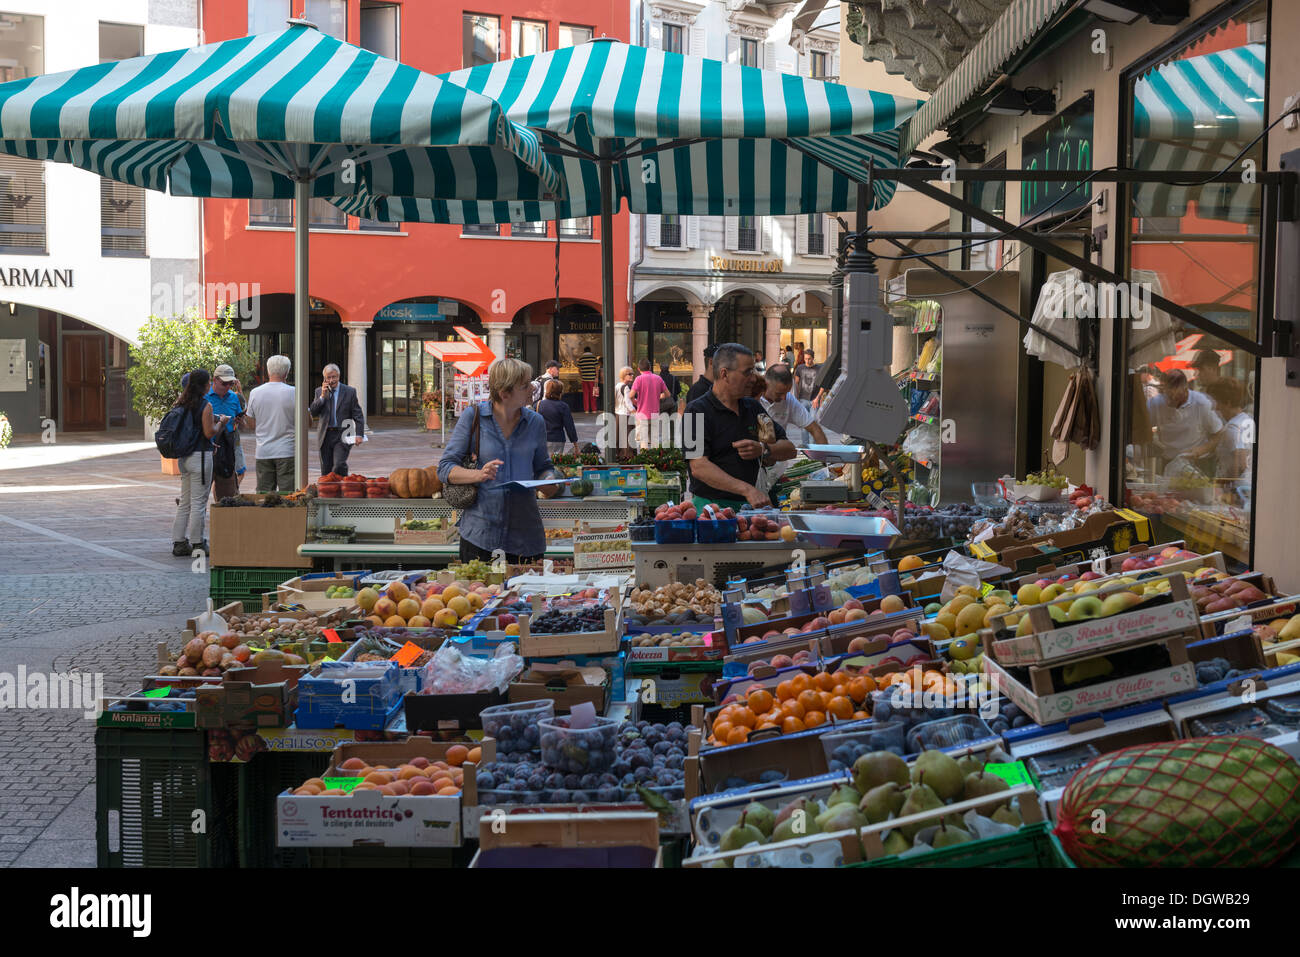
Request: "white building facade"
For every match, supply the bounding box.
[0,0,201,436]
[629,0,842,387]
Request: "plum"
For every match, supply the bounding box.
[548,789,571,803]
[527,773,546,790]
[564,773,582,790]
[475,772,497,790]
[633,766,654,783]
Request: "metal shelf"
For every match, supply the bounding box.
[308,496,642,538]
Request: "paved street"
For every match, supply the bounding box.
[0,414,604,867]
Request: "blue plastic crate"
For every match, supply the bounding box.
[654,519,695,544]
[696,519,738,544]
[295,662,403,730]
[294,695,404,731]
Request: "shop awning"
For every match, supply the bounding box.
[901,0,1074,154]
[330,38,919,224]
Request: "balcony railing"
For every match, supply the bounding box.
[737,226,758,251]
[807,232,824,255]
[659,220,682,248]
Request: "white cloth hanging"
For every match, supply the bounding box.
[1025,268,1083,369]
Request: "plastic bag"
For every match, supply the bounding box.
[422,641,523,695]
[901,423,940,466]
[939,551,1010,602]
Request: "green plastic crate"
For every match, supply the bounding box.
[210,566,307,611]
[96,728,239,868]
[238,750,331,868]
[853,822,1076,868]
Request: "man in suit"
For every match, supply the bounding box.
[308,363,366,476]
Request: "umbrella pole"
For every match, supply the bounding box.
[294,177,309,490]
[599,141,615,430]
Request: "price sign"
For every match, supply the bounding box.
[322,776,364,793]
[390,642,423,667]
[573,530,634,571]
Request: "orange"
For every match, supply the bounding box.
[756,720,779,732]
[848,676,873,702]
[781,698,806,720]
[446,745,470,767]
[814,672,836,692]
[716,705,738,726]
[790,673,812,695]
[827,695,854,720]
[803,710,826,728]
[852,710,870,720]
[796,689,822,714]
[831,670,849,686]
[748,689,775,716]
[711,720,734,742]
[731,706,757,729]
[775,679,796,702]
[818,690,834,711]
[781,715,806,734]
[726,726,750,746]
[832,684,848,699]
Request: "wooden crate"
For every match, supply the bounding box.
[518,605,621,657]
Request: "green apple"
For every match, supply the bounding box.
[1047,604,1070,624]
[1040,583,1066,603]
[1068,595,1105,621]
[1015,614,1034,637]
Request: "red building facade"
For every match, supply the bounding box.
[201,1,629,417]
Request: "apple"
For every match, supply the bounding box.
[877,656,903,669]
[762,630,781,640]
[1040,583,1066,603]
[427,582,444,596]
[742,636,763,644]
[847,636,870,653]
[1067,596,1105,621]
[1017,583,1042,606]
[1160,546,1181,559]
[845,609,868,622]
[869,609,886,617]
[496,612,517,627]
[904,654,929,666]
[891,628,915,642]
[1099,591,1143,617]
[843,598,865,612]
[771,654,794,669]
[1047,604,1070,624]
[1080,571,1102,581]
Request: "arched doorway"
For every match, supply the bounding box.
[236,292,345,398]
[371,298,483,418]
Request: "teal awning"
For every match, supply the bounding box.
[332,38,919,224]
[901,0,1073,154]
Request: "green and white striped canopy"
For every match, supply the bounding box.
[0,22,562,202]
[331,39,918,224]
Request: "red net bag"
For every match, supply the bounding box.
[1054,735,1300,867]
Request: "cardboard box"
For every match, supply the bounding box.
[721,592,915,647]
[624,634,727,665]
[195,660,311,729]
[471,812,661,867]
[986,575,1198,666]
[509,664,609,712]
[983,640,1196,726]
[688,715,832,796]
[1187,630,1267,672]
[969,509,1153,575]
[1164,675,1300,762]
[1198,593,1300,639]
[629,666,714,709]
[579,466,648,497]
[275,574,366,613]
[210,495,309,568]
[404,687,507,732]
[518,605,620,657]
[276,738,496,848]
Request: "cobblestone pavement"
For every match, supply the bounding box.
[0,417,604,867]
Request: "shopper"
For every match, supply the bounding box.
[793,350,820,403]
[629,359,670,449]
[612,366,636,453]
[578,346,600,413]
[1191,349,1223,390]
[243,354,296,492]
[657,360,678,404]
[684,343,795,511]
[685,343,717,406]
[437,358,562,563]
[1147,369,1222,469]
[763,363,827,449]
[206,364,246,501]
[172,369,230,557]
[531,359,561,408]
[1203,378,1253,480]
[308,363,365,477]
[782,344,795,367]
[538,378,578,455]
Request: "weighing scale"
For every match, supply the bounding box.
[797,443,868,504]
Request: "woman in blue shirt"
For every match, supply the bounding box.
[537,378,578,455]
[438,358,561,563]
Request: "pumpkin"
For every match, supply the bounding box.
[423,465,443,497]
[390,468,427,499]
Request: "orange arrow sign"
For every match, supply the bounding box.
[424,326,496,375]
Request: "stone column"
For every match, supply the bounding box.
[485,319,509,366]
[689,302,712,378]
[613,318,629,381]
[761,304,784,368]
[344,323,371,428]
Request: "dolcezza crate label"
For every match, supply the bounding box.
[995,600,1198,665]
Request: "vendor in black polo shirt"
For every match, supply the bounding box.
[683,342,796,510]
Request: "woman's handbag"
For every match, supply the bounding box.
[441,406,482,510]
[659,389,677,414]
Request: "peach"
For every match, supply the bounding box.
[408,779,437,795]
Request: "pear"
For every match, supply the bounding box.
[860,782,907,824]
[931,822,974,848]
[742,801,776,839]
[911,750,965,802]
[774,797,810,827]
[719,812,765,851]
[825,782,863,810]
[956,755,986,777]
[852,750,909,794]
[815,802,869,834]
[963,770,1011,808]
[881,829,911,856]
[991,803,1023,828]
[705,857,733,868]
[897,779,944,840]
[772,810,821,843]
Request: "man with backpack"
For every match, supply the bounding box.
[158,369,230,557]
[531,360,561,408]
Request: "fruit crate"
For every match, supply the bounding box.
[853,822,1076,868]
[306,846,465,868]
[211,566,308,609]
[645,478,683,512]
[238,750,330,868]
[96,727,239,868]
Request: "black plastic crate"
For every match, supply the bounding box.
[96,728,238,868]
[238,750,331,868]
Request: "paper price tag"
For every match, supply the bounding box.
[980,582,995,598]
[323,776,364,793]
[390,642,423,667]
[323,628,342,643]
[983,761,1034,789]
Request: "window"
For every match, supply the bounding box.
[1119,0,1266,569]
[740,38,759,68]
[305,0,346,39]
[463,222,501,236]
[250,0,343,37]
[463,14,500,68]
[248,0,289,34]
[806,214,824,255]
[309,197,347,228]
[512,18,546,58]
[559,24,593,47]
[560,217,592,239]
[662,23,683,54]
[659,215,682,248]
[737,215,758,251]
[0,154,46,254]
[809,51,827,79]
[100,22,145,256]
[249,198,293,227]
[512,221,547,237]
[99,22,143,62]
[360,2,399,59]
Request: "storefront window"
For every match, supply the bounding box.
[559,24,593,48]
[464,14,500,68]
[512,19,546,58]
[1121,1,1265,568]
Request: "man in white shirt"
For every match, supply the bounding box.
[1146,369,1222,469]
[757,364,826,492]
[242,354,297,492]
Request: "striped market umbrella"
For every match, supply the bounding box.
[332,39,920,404]
[0,19,562,484]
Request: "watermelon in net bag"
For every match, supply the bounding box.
[1055,736,1300,867]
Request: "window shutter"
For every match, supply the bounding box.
[690,25,706,59]
[763,41,775,70]
[726,35,739,64]
[649,18,662,49]
[724,216,739,251]
[826,214,839,257]
[687,215,700,249]
[830,53,840,80]
[795,214,809,256]
[761,216,773,252]
[646,214,660,248]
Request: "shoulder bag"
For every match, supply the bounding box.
[441,405,483,510]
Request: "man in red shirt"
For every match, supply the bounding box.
[629,358,669,449]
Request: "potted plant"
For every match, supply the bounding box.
[421,390,446,431]
[126,305,256,474]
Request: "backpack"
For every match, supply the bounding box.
[212,428,236,479]
[155,404,202,459]
[531,377,545,407]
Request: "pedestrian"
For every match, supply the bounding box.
[782,344,795,367]
[1203,378,1252,481]
[206,364,247,501]
[761,362,827,460]
[578,346,600,413]
[538,378,578,455]
[630,358,670,449]
[794,349,820,403]
[171,369,230,557]
[531,359,561,408]
[1190,349,1223,391]
[243,354,296,492]
[614,366,636,453]
[794,341,806,368]
[685,343,717,406]
[657,359,677,404]
[308,363,366,477]
[437,358,563,564]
